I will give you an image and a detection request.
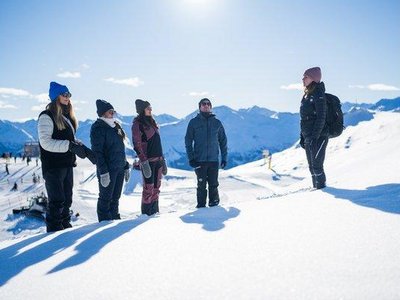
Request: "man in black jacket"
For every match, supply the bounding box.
[185,98,228,208]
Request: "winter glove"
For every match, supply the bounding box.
[141,160,152,179]
[83,144,97,164]
[161,158,168,176]
[124,168,130,182]
[69,141,86,159]
[189,159,198,168]
[100,172,110,187]
[300,135,305,149]
[220,160,227,169]
[124,161,131,182]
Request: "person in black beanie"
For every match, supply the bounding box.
[185,98,228,208]
[38,81,95,233]
[131,99,167,216]
[90,99,130,221]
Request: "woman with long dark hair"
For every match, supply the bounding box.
[300,67,329,189]
[131,99,167,216]
[38,82,92,232]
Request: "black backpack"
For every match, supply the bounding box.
[325,93,344,138]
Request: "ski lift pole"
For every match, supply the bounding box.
[263,149,272,170]
[268,154,272,170]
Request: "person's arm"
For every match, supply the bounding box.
[184,120,195,162]
[37,114,69,153]
[311,87,327,139]
[90,127,108,174]
[218,123,228,162]
[132,120,147,162]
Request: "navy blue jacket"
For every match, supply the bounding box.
[185,113,228,163]
[300,82,329,139]
[90,119,127,175]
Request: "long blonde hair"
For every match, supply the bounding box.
[45,98,78,131]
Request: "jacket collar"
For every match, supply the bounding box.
[198,112,215,119]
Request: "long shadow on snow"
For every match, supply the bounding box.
[324,183,400,214]
[48,216,148,274]
[0,217,148,286]
[180,206,240,231]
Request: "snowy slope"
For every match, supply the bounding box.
[0,112,399,299]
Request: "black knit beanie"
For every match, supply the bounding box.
[135,99,151,114]
[96,99,114,117]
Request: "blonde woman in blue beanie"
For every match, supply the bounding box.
[38,81,95,232]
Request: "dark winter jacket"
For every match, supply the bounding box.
[131,118,163,162]
[38,110,76,171]
[300,82,329,139]
[185,112,228,163]
[90,119,127,175]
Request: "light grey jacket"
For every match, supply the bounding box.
[37,114,73,153]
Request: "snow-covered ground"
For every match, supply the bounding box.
[0,111,399,299]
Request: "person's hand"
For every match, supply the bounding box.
[69,141,86,159]
[83,145,97,164]
[300,135,305,149]
[189,160,198,168]
[220,161,227,169]
[141,160,152,178]
[100,172,110,187]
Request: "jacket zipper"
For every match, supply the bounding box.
[206,117,209,161]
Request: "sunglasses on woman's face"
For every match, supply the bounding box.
[201,102,211,106]
[61,92,72,98]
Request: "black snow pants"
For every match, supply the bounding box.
[305,136,329,189]
[195,162,220,207]
[43,167,73,232]
[97,168,125,221]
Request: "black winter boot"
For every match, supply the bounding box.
[46,222,64,233]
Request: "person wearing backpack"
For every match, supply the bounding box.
[131,99,167,216]
[299,67,329,189]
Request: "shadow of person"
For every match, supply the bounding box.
[0,233,48,283]
[48,216,149,274]
[0,221,100,287]
[324,183,400,214]
[180,206,240,231]
[0,216,148,286]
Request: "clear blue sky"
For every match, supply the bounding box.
[1,0,399,120]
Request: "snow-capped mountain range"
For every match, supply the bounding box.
[0,96,399,169]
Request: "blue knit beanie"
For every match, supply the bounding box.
[96,99,114,117]
[49,81,69,102]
